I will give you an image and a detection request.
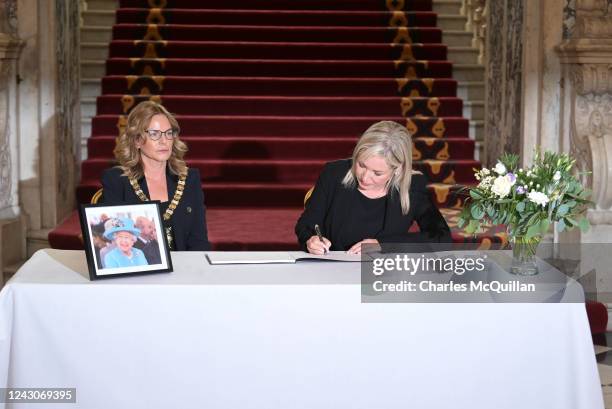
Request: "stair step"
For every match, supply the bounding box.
[112,24,444,44]
[92,115,470,138]
[96,95,464,117]
[106,40,449,61]
[76,181,469,208]
[87,135,475,160]
[81,97,97,118]
[115,9,439,27]
[437,14,467,31]
[442,30,475,47]
[105,58,454,78]
[85,0,119,10]
[101,76,459,97]
[81,78,102,98]
[81,42,111,60]
[118,0,434,11]
[81,25,113,43]
[432,0,463,15]
[452,64,485,81]
[463,100,484,121]
[81,59,106,78]
[80,158,479,185]
[82,10,116,27]
[470,120,484,141]
[447,46,478,64]
[81,119,92,142]
[457,81,484,100]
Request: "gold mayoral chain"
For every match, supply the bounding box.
[129,173,187,250]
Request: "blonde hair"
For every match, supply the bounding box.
[342,121,415,214]
[113,100,188,180]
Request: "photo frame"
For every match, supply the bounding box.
[78,202,173,280]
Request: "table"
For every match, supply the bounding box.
[0,249,604,409]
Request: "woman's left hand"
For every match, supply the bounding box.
[347,239,380,255]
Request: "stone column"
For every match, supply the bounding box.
[0,0,25,279]
[484,0,524,167]
[557,0,612,240]
[0,5,22,219]
[16,0,80,255]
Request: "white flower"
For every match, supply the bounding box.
[494,162,507,175]
[518,168,523,173]
[491,175,513,198]
[553,171,561,181]
[478,176,494,189]
[481,168,490,176]
[528,191,549,207]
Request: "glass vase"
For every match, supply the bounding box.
[510,236,541,275]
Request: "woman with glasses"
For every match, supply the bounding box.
[100,100,210,251]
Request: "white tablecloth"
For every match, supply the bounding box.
[0,249,604,409]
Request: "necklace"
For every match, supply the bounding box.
[129,172,187,250]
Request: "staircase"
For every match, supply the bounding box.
[80,0,119,159]
[50,0,504,251]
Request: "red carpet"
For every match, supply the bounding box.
[49,0,505,250]
[101,76,458,96]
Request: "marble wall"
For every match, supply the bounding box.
[0,0,21,219]
[0,0,26,272]
[0,57,13,216]
[484,0,524,166]
[563,0,576,39]
[17,0,80,231]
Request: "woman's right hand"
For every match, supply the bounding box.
[306,235,331,255]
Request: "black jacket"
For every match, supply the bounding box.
[295,159,452,251]
[134,237,162,264]
[100,167,211,251]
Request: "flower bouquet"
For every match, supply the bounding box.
[457,150,592,275]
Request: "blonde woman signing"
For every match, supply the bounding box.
[100,101,210,251]
[295,121,451,255]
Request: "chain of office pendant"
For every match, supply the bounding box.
[129,173,187,221]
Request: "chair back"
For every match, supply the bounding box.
[91,188,103,204]
[303,187,314,207]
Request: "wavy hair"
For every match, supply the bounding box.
[113,100,188,180]
[342,121,415,214]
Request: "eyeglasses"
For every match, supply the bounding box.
[144,129,178,141]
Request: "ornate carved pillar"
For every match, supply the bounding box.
[557,0,612,230]
[0,0,25,280]
[16,0,80,240]
[484,0,524,167]
[0,4,22,220]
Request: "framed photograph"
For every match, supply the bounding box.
[78,201,173,280]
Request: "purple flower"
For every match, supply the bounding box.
[507,173,516,183]
[516,185,526,194]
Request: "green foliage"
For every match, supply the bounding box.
[458,149,592,239]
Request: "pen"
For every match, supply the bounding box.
[314,224,328,254]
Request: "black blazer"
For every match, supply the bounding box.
[295,159,452,251]
[100,167,211,251]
